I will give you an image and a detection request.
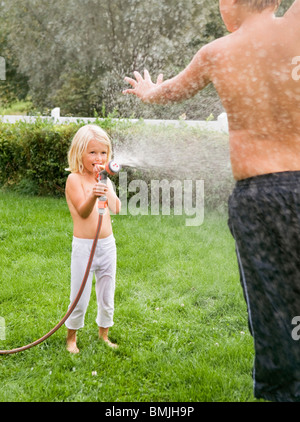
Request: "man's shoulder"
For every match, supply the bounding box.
[204,33,235,56]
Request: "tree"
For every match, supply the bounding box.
[0,2,29,105]
[3,0,293,118]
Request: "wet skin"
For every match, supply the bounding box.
[123,1,300,180]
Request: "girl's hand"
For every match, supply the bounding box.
[93,181,108,197]
[93,164,105,181]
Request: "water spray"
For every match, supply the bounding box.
[0,160,121,355]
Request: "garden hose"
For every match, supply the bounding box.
[0,213,103,355]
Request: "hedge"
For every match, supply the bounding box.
[0,118,119,196]
[0,117,234,210]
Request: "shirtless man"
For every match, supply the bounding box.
[123,0,300,402]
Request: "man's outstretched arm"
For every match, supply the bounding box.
[123,45,211,104]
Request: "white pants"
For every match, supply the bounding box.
[65,234,117,330]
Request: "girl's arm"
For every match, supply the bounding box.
[66,173,99,219]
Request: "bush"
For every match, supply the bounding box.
[0,118,117,196]
[0,125,25,187]
[0,118,234,209]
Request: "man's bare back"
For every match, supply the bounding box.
[210,9,300,179]
[123,1,300,180]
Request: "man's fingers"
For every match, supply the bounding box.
[157,73,164,84]
[124,76,137,88]
[124,70,162,89]
[144,69,152,82]
[133,71,144,82]
[122,88,138,96]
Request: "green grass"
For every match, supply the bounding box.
[0,191,257,402]
[0,100,33,116]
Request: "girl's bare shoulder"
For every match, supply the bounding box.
[66,172,83,189]
[67,172,82,181]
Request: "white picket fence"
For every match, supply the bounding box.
[0,107,229,134]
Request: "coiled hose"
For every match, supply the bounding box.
[0,215,103,355]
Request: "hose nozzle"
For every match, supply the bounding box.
[97,160,121,215]
[104,160,121,176]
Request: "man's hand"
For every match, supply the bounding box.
[123,70,164,102]
[122,45,211,105]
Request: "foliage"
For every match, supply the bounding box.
[0,0,295,118]
[0,18,29,105]
[0,117,134,196]
[0,119,78,196]
[0,119,234,211]
[0,0,226,119]
[0,100,33,116]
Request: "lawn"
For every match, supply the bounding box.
[0,191,256,402]
[0,100,33,116]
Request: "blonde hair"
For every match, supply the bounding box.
[235,0,281,11]
[67,124,112,174]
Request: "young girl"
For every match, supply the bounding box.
[65,124,121,353]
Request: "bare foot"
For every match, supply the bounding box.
[99,327,118,349]
[66,329,79,354]
[67,343,80,354]
[101,338,118,349]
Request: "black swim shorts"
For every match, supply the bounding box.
[228,171,300,402]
